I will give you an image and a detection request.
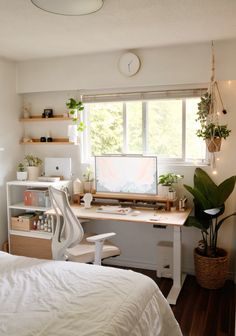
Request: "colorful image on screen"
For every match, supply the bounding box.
[95,156,157,195]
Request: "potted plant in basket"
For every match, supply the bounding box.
[24,154,43,181]
[184,168,236,289]
[196,92,231,152]
[16,162,28,181]
[158,173,183,198]
[66,98,85,143]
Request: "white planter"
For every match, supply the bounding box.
[27,166,40,181]
[73,178,83,194]
[17,171,28,181]
[68,125,78,144]
[158,185,170,197]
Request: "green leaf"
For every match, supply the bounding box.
[194,168,218,206]
[184,184,211,209]
[215,212,236,233]
[217,176,236,205]
[185,216,210,232]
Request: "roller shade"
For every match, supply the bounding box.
[82,88,207,103]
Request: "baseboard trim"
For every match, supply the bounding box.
[103,258,234,280]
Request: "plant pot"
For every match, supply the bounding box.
[194,248,228,289]
[17,171,28,181]
[206,137,221,152]
[68,125,78,144]
[27,166,41,181]
[83,181,93,193]
[158,185,170,197]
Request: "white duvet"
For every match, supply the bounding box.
[0,252,182,336]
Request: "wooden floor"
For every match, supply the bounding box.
[115,267,235,336]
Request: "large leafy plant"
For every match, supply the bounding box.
[184,168,236,257]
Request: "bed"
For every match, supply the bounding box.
[0,252,182,336]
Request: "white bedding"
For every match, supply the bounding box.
[0,252,182,336]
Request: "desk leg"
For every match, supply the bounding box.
[167,226,186,305]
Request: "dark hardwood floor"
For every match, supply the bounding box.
[112,267,235,336]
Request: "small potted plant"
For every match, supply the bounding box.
[184,168,236,289]
[16,162,28,181]
[66,98,85,143]
[158,173,183,198]
[196,92,231,152]
[24,154,43,181]
[83,167,94,193]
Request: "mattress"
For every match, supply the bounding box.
[0,252,182,336]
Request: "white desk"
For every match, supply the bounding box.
[68,205,191,305]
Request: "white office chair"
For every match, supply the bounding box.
[49,186,120,265]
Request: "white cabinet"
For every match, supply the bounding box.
[6,180,70,259]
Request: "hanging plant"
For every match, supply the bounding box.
[66,98,86,132]
[195,42,231,153]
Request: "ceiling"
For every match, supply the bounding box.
[1,0,236,61]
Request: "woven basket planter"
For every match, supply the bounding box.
[194,248,228,289]
[206,137,222,152]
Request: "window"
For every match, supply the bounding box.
[82,93,206,164]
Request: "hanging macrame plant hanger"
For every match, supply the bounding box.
[206,42,227,154]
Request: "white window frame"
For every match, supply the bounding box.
[81,88,208,165]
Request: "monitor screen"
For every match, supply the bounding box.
[95,156,157,195]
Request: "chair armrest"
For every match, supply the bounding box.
[86,232,116,243]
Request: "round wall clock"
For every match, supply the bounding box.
[118,52,141,77]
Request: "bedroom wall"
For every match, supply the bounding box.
[16,39,236,276]
[0,58,22,248]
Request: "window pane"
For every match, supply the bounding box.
[147,100,182,158]
[126,101,142,153]
[89,102,123,155]
[186,98,206,160]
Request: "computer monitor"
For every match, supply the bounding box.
[95,155,157,195]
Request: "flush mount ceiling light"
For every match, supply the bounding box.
[31,0,104,16]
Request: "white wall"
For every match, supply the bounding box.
[16,40,236,275]
[0,58,22,248]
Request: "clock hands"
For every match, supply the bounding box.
[128,60,133,72]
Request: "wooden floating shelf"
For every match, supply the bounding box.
[73,192,177,211]
[20,115,71,122]
[20,138,78,145]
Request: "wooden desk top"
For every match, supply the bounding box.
[67,205,192,227]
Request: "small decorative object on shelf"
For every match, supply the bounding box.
[16,162,28,181]
[82,193,93,209]
[22,136,33,143]
[22,102,31,119]
[73,178,83,194]
[46,131,53,142]
[42,109,53,118]
[40,136,46,142]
